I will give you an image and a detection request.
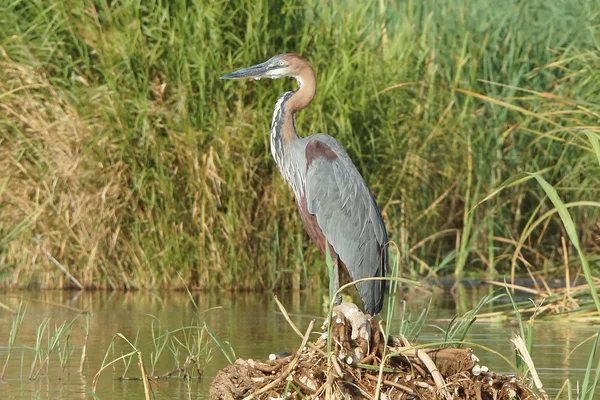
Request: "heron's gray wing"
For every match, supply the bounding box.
[305,138,388,314]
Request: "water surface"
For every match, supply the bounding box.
[0,287,596,399]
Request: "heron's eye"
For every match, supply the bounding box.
[278,60,285,67]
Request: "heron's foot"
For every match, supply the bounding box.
[331,303,371,341]
[321,303,372,362]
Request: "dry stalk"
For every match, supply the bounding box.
[138,352,151,400]
[79,331,88,375]
[242,319,315,400]
[486,280,543,296]
[561,236,571,308]
[400,334,452,400]
[274,295,304,339]
[39,245,84,290]
[511,335,548,400]
[274,295,326,357]
[366,374,416,394]
[374,321,387,400]
[0,300,15,313]
[91,351,137,392]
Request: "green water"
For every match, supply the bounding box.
[0,288,597,399]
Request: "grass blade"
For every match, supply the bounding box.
[580,330,600,400]
[584,130,600,166]
[526,173,600,314]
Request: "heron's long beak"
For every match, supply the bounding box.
[220,61,270,80]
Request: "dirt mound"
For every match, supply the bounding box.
[210,304,537,400]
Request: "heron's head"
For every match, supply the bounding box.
[221,54,310,82]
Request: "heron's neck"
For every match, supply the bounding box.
[270,92,295,168]
[270,70,316,196]
[270,71,316,165]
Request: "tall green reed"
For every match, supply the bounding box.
[0,300,27,380]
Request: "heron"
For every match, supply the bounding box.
[222,54,388,315]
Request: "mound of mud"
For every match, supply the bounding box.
[210,303,537,400]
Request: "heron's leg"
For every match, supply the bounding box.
[333,257,342,306]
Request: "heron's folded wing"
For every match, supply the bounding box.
[305,139,387,313]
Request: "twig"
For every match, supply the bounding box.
[401,334,452,400]
[561,236,571,311]
[242,319,315,400]
[92,351,137,391]
[156,356,199,379]
[138,352,151,400]
[292,372,318,394]
[374,321,388,400]
[275,296,326,357]
[253,359,287,373]
[274,296,304,339]
[511,335,549,400]
[79,330,88,375]
[0,300,15,314]
[157,366,185,379]
[486,280,543,296]
[39,246,84,290]
[366,374,416,394]
[311,381,327,399]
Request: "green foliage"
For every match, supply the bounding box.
[0,300,27,380]
[0,0,599,290]
[581,330,600,400]
[443,291,504,346]
[396,298,431,342]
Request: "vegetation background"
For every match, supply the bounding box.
[1,0,599,291]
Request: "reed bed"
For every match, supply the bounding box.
[1,0,599,293]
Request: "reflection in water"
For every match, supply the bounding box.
[0,287,596,398]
